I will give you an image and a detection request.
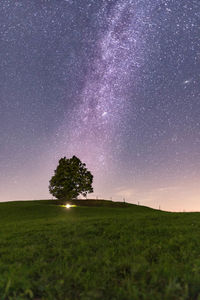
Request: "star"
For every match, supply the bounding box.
[183,79,192,85]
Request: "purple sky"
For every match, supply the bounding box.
[0,0,200,211]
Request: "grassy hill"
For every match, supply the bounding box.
[0,200,200,299]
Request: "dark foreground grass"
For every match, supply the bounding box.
[0,200,200,299]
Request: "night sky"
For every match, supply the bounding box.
[0,0,200,211]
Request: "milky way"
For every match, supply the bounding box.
[0,0,200,211]
[66,1,148,164]
[60,0,157,176]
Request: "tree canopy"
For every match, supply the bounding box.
[49,156,93,200]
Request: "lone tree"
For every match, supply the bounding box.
[49,156,93,201]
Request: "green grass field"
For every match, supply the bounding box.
[0,200,200,299]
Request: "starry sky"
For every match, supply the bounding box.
[0,0,200,211]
